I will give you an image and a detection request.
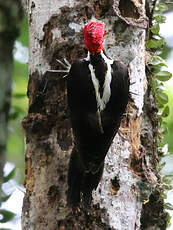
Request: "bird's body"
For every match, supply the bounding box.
[67,49,129,206]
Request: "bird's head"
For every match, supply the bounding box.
[83,22,106,56]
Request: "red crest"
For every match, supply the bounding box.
[83,22,106,55]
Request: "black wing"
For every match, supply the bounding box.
[101,60,130,156]
[67,59,129,171]
[66,59,129,206]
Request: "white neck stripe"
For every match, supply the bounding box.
[88,51,113,111]
[84,52,90,61]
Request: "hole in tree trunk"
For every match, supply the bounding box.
[111,176,120,194]
[119,0,140,19]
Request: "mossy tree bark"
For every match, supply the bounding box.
[22,0,168,229]
[0,0,23,195]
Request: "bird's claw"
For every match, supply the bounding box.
[63,58,71,68]
[56,58,71,70]
[47,58,71,77]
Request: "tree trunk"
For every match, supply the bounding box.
[0,0,23,194]
[22,0,168,229]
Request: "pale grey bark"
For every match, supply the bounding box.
[22,0,167,229]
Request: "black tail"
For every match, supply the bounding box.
[67,147,104,207]
[67,147,82,206]
[81,164,104,206]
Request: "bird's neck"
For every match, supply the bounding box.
[89,51,107,84]
[85,50,112,65]
[86,50,113,109]
[90,51,104,66]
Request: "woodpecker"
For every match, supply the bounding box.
[67,22,129,206]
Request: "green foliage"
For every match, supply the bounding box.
[0,209,15,223]
[163,175,173,184]
[163,87,173,152]
[0,167,16,225]
[155,2,168,14]
[164,202,173,211]
[154,15,166,24]
[157,90,168,104]
[0,195,11,203]
[146,1,173,225]
[146,38,165,48]
[162,105,170,118]
[0,229,11,230]
[7,15,28,183]
[149,56,167,66]
[150,23,160,35]
[147,2,172,148]
[155,71,172,81]
[3,168,16,183]
[0,228,11,230]
[0,14,28,228]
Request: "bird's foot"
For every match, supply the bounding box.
[47,58,71,78]
[56,58,71,70]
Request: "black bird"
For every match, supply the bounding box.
[67,22,129,206]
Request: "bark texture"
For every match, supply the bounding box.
[22,0,167,229]
[0,0,23,191]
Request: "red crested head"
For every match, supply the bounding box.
[83,22,106,55]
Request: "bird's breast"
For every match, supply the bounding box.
[88,61,113,111]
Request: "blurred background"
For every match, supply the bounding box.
[0,2,173,230]
[0,13,28,229]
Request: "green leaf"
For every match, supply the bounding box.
[0,195,11,203]
[149,56,167,67]
[9,111,20,120]
[151,78,157,91]
[155,71,172,82]
[161,121,169,135]
[0,209,15,223]
[163,184,173,190]
[9,105,26,120]
[146,39,165,48]
[158,103,164,109]
[150,24,160,35]
[154,15,166,24]
[162,106,170,118]
[155,3,168,13]
[160,161,166,168]
[3,168,16,183]
[158,117,163,128]
[164,202,173,211]
[0,228,12,230]
[161,127,168,135]
[162,121,167,127]
[157,92,168,105]
[163,175,173,184]
[161,192,167,199]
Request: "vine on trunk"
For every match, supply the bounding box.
[146,0,173,227]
